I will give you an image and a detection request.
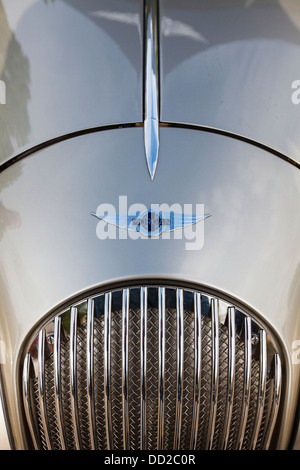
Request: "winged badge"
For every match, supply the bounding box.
[92,208,211,238]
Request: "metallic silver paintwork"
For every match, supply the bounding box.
[0,126,299,448]
[0,0,143,165]
[160,0,300,165]
[0,0,299,450]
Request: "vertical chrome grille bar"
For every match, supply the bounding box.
[250,329,267,449]
[140,287,148,450]
[70,307,81,449]
[122,288,130,450]
[157,287,165,450]
[23,353,40,450]
[174,288,184,450]
[38,329,52,450]
[263,354,282,449]
[221,307,236,449]
[236,316,252,450]
[104,292,113,450]
[190,292,202,450]
[206,298,219,450]
[87,299,97,450]
[54,316,67,450]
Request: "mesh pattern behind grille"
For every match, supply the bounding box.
[22,286,282,450]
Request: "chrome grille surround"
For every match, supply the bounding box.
[21,285,282,450]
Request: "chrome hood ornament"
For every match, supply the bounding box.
[91,208,211,238]
[144,0,160,180]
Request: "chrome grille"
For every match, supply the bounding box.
[22,286,282,450]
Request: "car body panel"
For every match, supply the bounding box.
[0,0,299,451]
[0,126,299,448]
[0,0,143,165]
[0,402,10,450]
[160,0,300,165]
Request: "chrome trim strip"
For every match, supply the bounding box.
[251,329,267,449]
[221,307,236,449]
[104,293,113,450]
[206,298,219,450]
[190,292,202,450]
[140,287,148,449]
[122,289,130,450]
[144,0,160,180]
[157,287,165,450]
[0,123,141,175]
[70,307,81,449]
[236,316,252,450]
[38,329,52,449]
[87,299,97,450]
[263,354,282,449]
[160,122,300,171]
[54,316,67,450]
[2,119,299,175]
[23,353,40,450]
[174,288,184,450]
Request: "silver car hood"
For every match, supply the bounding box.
[0,0,143,165]
[0,0,299,451]
[1,0,300,167]
[160,0,300,167]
